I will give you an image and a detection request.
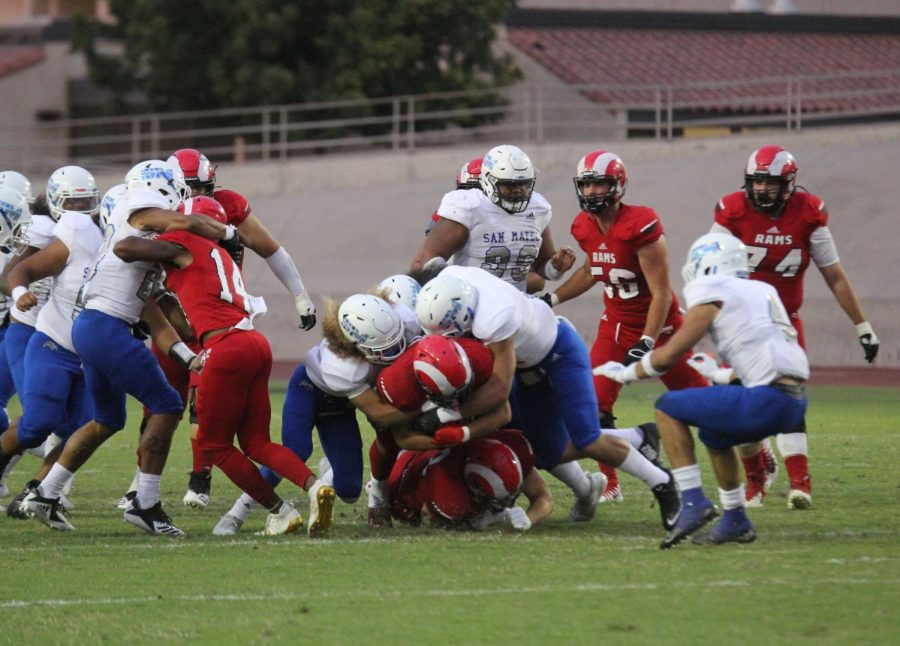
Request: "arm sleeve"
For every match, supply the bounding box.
[264,246,306,295]
[809,226,840,268]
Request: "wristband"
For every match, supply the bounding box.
[640,351,664,378]
[221,225,237,241]
[550,293,560,307]
[461,425,471,442]
[543,258,564,281]
[11,286,28,302]
[169,341,198,370]
[856,321,874,337]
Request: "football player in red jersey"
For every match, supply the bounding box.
[541,150,707,503]
[388,429,553,532]
[709,145,879,510]
[166,149,317,507]
[115,216,336,537]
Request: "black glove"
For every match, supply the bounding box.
[219,235,245,266]
[623,336,654,366]
[538,293,554,308]
[859,334,879,363]
[130,320,151,341]
[414,409,441,437]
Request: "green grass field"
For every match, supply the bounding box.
[2,383,898,644]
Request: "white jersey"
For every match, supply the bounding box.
[304,302,421,398]
[436,189,552,292]
[80,189,170,324]
[36,211,104,352]
[443,265,557,368]
[0,253,11,323]
[10,214,56,327]
[684,274,809,387]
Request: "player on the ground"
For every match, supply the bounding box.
[410,145,575,293]
[541,150,707,503]
[415,265,681,530]
[710,145,878,509]
[596,232,809,547]
[389,429,552,532]
[166,148,317,508]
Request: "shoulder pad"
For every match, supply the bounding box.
[442,188,483,210]
[613,205,662,243]
[570,211,593,242]
[527,190,552,214]
[213,189,251,225]
[714,192,748,222]
[790,191,828,226]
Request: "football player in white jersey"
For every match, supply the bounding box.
[415,265,681,529]
[214,291,422,535]
[595,232,809,547]
[23,159,232,536]
[0,166,104,517]
[411,145,576,293]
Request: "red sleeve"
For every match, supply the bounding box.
[569,211,593,251]
[213,189,251,227]
[616,206,663,248]
[794,191,828,226]
[714,192,748,228]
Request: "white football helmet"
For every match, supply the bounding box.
[338,294,407,364]
[0,184,32,255]
[415,272,478,337]
[681,233,750,284]
[480,145,535,214]
[100,183,127,230]
[377,274,421,309]
[0,171,34,205]
[125,159,190,209]
[46,165,100,222]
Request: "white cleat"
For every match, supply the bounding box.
[570,471,607,522]
[599,483,624,504]
[123,499,184,537]
[23,491,75,531]
[213,513,245,536]
[117,490,137,510]
[761,439,778,491]
[365,477,391,528]
[257,501,304,536]
[788,489,813,510]
[308,481,336,538]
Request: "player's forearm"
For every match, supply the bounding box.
[392,425,435,451]
[464,402,512,441]
[458,374,510,420]
[553,266,594,304]
[829,275,868,326]
[524,475,553,526]
[642,291,673,340]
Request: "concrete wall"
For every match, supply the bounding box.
[92,122,900,368]
[517,0,900,15]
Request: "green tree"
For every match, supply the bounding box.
[73,0,521,112]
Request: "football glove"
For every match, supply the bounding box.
[687,353,735,385]
[415,402,462,436]
[504,506,532,531]
[623,336,654,366]
[430,424,470,447]
[294,292,317,331]
[856,321,879,363]
[593,360,639,385]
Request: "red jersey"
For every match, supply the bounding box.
[571,204,681,328]
[212,189,251,227]
[714,190,828,314]
[389,429,535,527]
[157,231,251,340]
[376,337,494,411]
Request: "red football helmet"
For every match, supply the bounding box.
[573,150,627,214]
[456,157,483,190]
[413,336,474,404]
[168,148,216,196]
[744,145,797,213]
[464,439,524,510]
[178,196,227,223]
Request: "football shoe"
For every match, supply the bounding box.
[660,497,718,550]
[652,474,682,530]
[569,471,606,522]
[366,478,391,528]
[123,499,184,537]
[308,481,336,538]
[6,480,40,519]
[213,513,245,536]
[692,512,757,546]
[183,471,212,509]
[23,490,75,531]
[257,501,304,536]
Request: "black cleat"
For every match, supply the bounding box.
[651,474,682,531]
[23,490,75,531]
[124,499,184,537]
[7,479,40,519]
[692,514,757,546]
[637,423,663,467]
[660,498,719,549]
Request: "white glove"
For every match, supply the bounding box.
[470,509,507,531]
[687,353,734,385]
[504,506,532,531]
[592,361,639,385]
[294,292,316,331]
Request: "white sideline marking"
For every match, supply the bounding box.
[2,578,898,609]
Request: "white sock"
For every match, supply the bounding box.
[603,426,642,449]
[127,466,140,493]
[229,492,258,522]
[549,461,592,499]
[39,463,74,499]
[776,432,808,458]
[136,472,161,508]
[320,467,334,486]
[618,445,669,488]
[719,485,746,511]
[672,464,703,491]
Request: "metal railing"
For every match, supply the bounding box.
[2,68,898,174]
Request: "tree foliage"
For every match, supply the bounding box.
[73,0,522,112]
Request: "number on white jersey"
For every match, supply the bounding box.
[481,244,539,282]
